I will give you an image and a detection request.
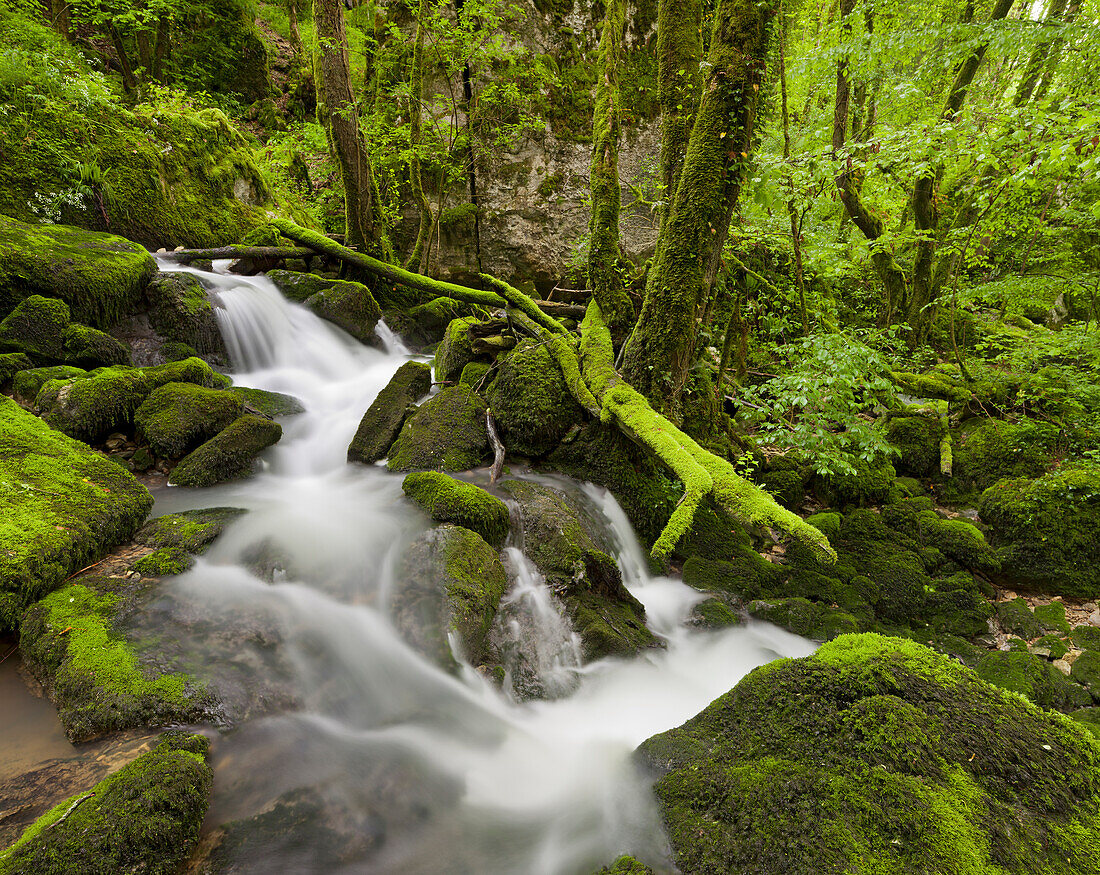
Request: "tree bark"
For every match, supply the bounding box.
[656,0,701,219]
[109,24,138,93]
[404,0,434,274]
[622,0,777,418]
[587,0,635,335]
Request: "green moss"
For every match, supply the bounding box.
[0,732,212,874]
[812,460,899,509]
[408,297,492,345]
[267,269,337,303]
[1071,651,1100,695]
[954,419,1059,494]
[0,218,155,328]
[387,385,490,473]
[1073,627,1100,651]
[0,352,32,385]
[891,370,972,403]
[996,597,1044,639]
[682,551,786,601]
[135,507,246,553]
[690,597,742,628]
[976,650,1092,710]
[1036,601,1073,635]
[130,547,195,577]
[0,398,151,633]
[18,581,209,740]
[61,323,130,368]
[36,357,218,444]
[459,361,490,388]
[747,597,860,641]
[12,365,87,404]
[886,413,946,478]
[144,272,227,361]
[228,386,305,417]
[882,499,999,573]
[402,472,510,548]
[592,855,654,874]
[304,279,382,345]
[347,361,432,464]
[434,317,482,384]
[0,295,70,361]
[393,525,508,668]
[1033,634,1070,660]
[979,469,1100,599]
[169,414,282,487]
[501,478,656,661]
[135,382,244,458]
[639,633,1100,875]
[487,339,585,457]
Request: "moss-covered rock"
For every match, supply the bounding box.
[0,398,152,632]
[0,351,32,386]
[886,413,945,478]
[304,279,382,345]
[266,269,334,303]
[144,272,228,362]
[12,365,86,404]
[393,524,509,668]
[954,418,1059,494]
[228,386,305,417]
[501,478,656,661]
[979,469,1100,599]
[19,577,211,740]
[1036,600,1072,635]
[61,323,130,368]
[0,218,155,327]
[402,472,510,548]
[996,597,1043,639]
[881,498,999,573]
[1072,650,1100,695]
[592,856,654,875]
[386,385,490,472]
[487,338,585,458]
[434,317,481,384]
[812,460,898,509]
[135,382,244,458]
[976,650,1092,710]
[0,295,70,360]
[747,597,860,640]
[408,297,493,345]
[136,506,246,553]
[459,360,491,388]
[169,414,282,487]
[36,357,218,444]
[638,634,1100,875]
[0,732,213,875]
[348,362,432,464]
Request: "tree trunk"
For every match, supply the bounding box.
[622,0,777,418]
[109,25,138,93]
[313,0,389,255]
[778,0,808,335]
[587,0,634,335]
[404,0,433,274]
[656,0,701,219]
[287,0,303,57]
[152,15,170,82]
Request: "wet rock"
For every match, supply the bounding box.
[267,268,336,302]
[386,385,489,473]
[144,272,228,363]
[347,361,431,465]
[228,386,305,417]
[500,478,656,661]
[433,316,482,384]
[303,279,381,346]
[169,414,282,487]
[407,296,492,345]
[135,382,244,458]
[638,634,1100,875]
[402,472,510,548]
[11,365,87,405]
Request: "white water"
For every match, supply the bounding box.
[144,262,816,874]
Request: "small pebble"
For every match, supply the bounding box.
[1053,659,1072,675]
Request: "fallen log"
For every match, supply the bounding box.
[158,246,314,263]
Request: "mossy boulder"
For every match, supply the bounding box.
[144,272,228,361]
[487,338,585,457]
[402,472,510,548]
[434,316,481,384]
[0,217,155,327]
[501,478,656,661]
[129,506,245,577]
[592,857,654,875]
[979,469,1100,599]
[266,269,334,303]
[12,365,87,404]
[747,597,860,641]
[408,297,492,344]
[638,634,1100,875]
[386,385,490,472]
[0,351,32,386]
[0,732,213,875]
[135,382,244,458]
[0,295,130,368]
[954,418,1059,494]
[169,414,282,487]
[61,323,130,368]
[976,650,1092,711]
[886,413,945,478]
[19,577,212,740]
[459,360,490,388]
[348,361,432,464]
[36,357,219,444]
[228,386,305,417]
[0,398,152,632]
[1072,650,1100,695]
[392,525,509,668]
[304,279,382,345]
[996,597,1043,639]
[880,498,999,573]
[812,460,898,509]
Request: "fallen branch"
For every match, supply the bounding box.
[487,410,505,483]
[158,246,314,263]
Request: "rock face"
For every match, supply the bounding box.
[393,524,509,668]
[500,478,655,661]
[0,217,155,327]
[0,398,152,632]
[638,634,1100,875]
[347,361,432,464]
[0,732,213,875]
[169,414,282,487]
[386,385,490,472]
[402,471,510,548]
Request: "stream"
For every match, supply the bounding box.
[129,261,817,873]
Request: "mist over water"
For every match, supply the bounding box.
[145,262,816,873]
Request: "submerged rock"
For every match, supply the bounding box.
[402,471,510,548]
[169,414,282,487]
[501,479,656,661]
[135,382,244,458]
[0,398,152,632]
[347,361,432,464]
[0,217,155,327]
[393,524,509,669]
[0,732,212,874]
[386,385,490,472]
[638,634,1100,874]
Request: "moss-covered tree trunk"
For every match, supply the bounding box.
[622,0,777,418]
[405,0,434,274]
[587,0,634,335]
[314,0,389,255]
[656,0,702,219]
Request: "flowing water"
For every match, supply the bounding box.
[137,262,816,874]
